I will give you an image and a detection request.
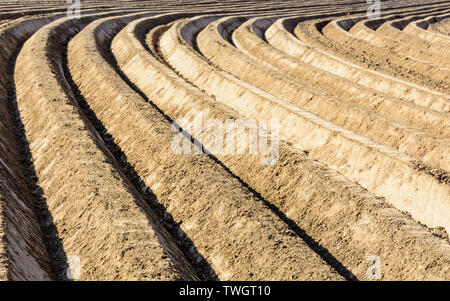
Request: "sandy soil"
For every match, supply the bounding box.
[0,0,448,281]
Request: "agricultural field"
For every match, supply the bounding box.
[0,0,448,281]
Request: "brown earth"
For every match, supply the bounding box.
[429,17,450,35]
[0,0,448,281]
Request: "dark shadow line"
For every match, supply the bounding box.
[59,18,218,281]
[205,153,358,281]
[131,17,356,281]
[8,51,69,281]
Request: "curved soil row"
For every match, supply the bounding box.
[1,0,448,282]
[0,12,64,281]
[69,12,342,281]
[378,15,450,57]
[265,18,450,113]
[234,17,450,142]
[220,16,450,172]
[299,4,450,91]
[168,17,450,234]
[114,14,450,280]
[14,11,191,281]
[338,6,450,61]
[429,16,450,35]
[405,14,450,46]
[320,16,450,91]
[292,17,450,103]
[349,11,450,68]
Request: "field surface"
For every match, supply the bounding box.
[0,0,449,281]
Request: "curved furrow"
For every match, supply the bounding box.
[265,18,450,113]
[320,16,450,92]
[348,11,450,68]
[0,3,146,30]
[233,17,450,141]
[349,9,450,69]
[0,11,66,281]
[342,5,450,66]
[405,14,450,47]
[168,16,450,234]
[69,12,343,281]
[0,2,124,21]
[114,14,357,281]
[13,10,195,281]
[113,14,450,280]
[0,7,71,22]
[293,16,450,96]
[429,16,450,35]
[1,0,448,283]
[222,16,450,172]
[309,2,448,61]
[377,14,450,56]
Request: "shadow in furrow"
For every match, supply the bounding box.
[8,53,69,281]
[203,154,358,281]
[159,17,359,280]
[60,31,216,281]
[163,22,358,280]
[112,20,356,280]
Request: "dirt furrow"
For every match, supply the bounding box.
[213,16,450,172]
[377,14,450,57]
[293,16,450,99]
[69,12,343,281]
[429,16,450,35]
[159,16,450,234]
[265,18,450,113]
[234,17,450,144]
[0,13,66,280]
[111,14,450,280]
[405,14,450,47]
[348,11,450,68]
[238,16,450,137]
[13,11,194,281]
[328,5,450,62]
[0,0,448,283]
[320,16,450,92]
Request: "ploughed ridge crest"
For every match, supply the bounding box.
[0,0,448,281]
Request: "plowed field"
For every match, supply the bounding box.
[0,0,448,281]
